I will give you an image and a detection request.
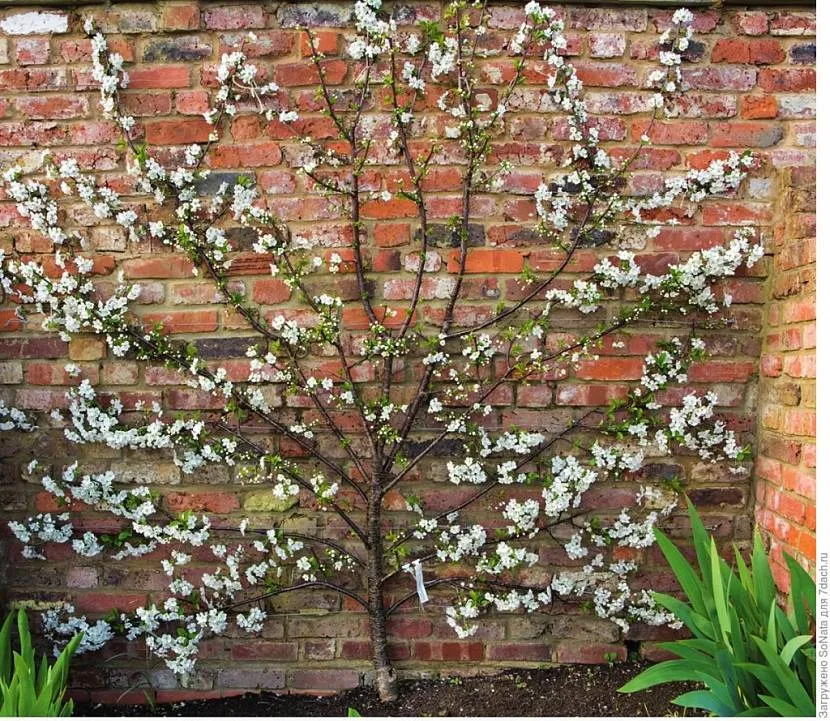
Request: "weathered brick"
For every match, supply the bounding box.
[145,117,212,145]
[712,38,784,65]
[143,36,212,62]
[161,4,201,31]
[15,37,49,66]
[289,669,360,690]
[758,68,815,93]
[15,96,87,120]
[204,6,266,30]
[0,11,67,35]
[217,668,285,690]
[127,65,192,89]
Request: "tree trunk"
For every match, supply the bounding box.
[368,589,397,702]
[367,475,398,702]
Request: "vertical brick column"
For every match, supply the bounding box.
[755,165,816,588]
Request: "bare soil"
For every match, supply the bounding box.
[75,660,703,717]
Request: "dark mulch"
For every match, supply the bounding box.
[76,660,703,717]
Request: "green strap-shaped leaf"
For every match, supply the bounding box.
[0,613,13,686]
[710,538,732,648]
[654,528,706,614]
[780,635,813,666]
[653,593,715,639]
[785,553,816,633]
[686,499,714,591]
[619,659,706,693]
[751,533,775,622]
[14,612,34,684]
[672,689,736,716]
[751,635,815,714]
[734,706,775,716]
[758,693,801,717]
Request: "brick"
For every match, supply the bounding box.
[123,256,196,279]
[387,617,432,639]
[273,60,347,87]
[301,30,339,56]
[361,197,418,220]
[769,12,816,37]
[145,118,212,145]
[276,4,353,28]
[161,4,201,31]
[682,67,756,92]
[374,223,411,248]
[631,120,708,145]
[712,39,784,65]
[735,12,769,36]
[447,248,524,274]
[142,310,218,333]
[0,68,67,92]
[0,310,23,333]
[516,384,553,407]
[486,643,551,662]
[412,641,485,662]
[709,122,783,148]
[790,43,816,65]
[587,33,625,58]
[69,337,106,361]
[143,37,212,62]
[220,31,295,58]
[15,37,50,66]
[74,593,147,614]
[741,95,778,120]
[122,92,172,117]
[0,361,21,383]
[287,616,364,638]
[204,6,266,30]
[217,668,285,690]
[127,66,191,89]
[165,491,239,514]
[15,96,87,120]
[702,203,773,226]
[758,68,815,93]
[231,642,297,661]
[0,12,67,35]
[210,142,282,168]
[572,62,637,88]
[568,8,646,31]
[174,89,210,115]
[304,640,335,661]
[557,643,627,664]
[289,669,360,690]
[574,358,643,381]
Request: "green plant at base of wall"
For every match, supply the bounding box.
[0,609,82,717]
[619,499,816,716]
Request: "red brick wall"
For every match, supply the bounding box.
[755,162,816,587]
[0,1,815,702]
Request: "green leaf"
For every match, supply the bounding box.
[686,498,714,590]
[758,694,800,717]
[785,553,816,633]
[654,528,706,615]
[672,689,736,716]
[0,612,13,685]
[751,635,815,714]
[780,635,813,666]
[619,660,704,693]
[710,538,732,647]
[751,533,775,622]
